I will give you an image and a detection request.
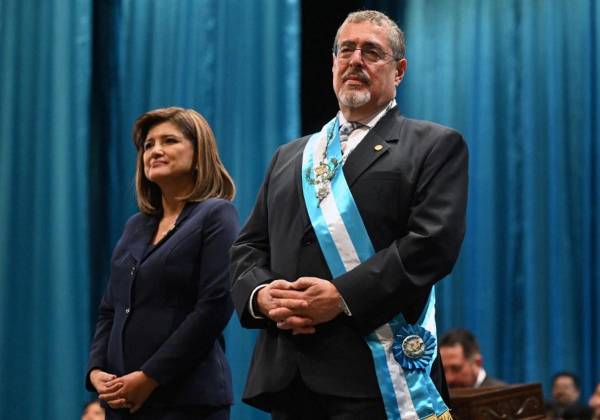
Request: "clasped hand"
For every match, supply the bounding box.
[90,369,158,413]
[257,277,343,334]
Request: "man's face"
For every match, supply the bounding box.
[552,375,580,405]
[332,21,406,117]
[440,344,481,388]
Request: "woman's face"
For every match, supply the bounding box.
[142,121,195,186]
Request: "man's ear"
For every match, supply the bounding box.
[473,353,483,368]
[395,58,407,86]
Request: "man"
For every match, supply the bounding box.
[439,328,505,389]
[231,10,468,419]
[547,372,592,419]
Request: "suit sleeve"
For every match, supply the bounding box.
[85,289,114,391]
[230,147,282,329]
[85,214,141,391]
[140,201,238,385]
[332,129,468,335]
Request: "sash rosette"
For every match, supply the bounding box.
[392,325,436,371]
[301,116,452,420]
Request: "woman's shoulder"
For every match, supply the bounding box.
[185,199,239,233]
[124,211,151,229]
[116,212,155,241]
[188,198,237,217]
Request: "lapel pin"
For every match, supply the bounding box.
[374,144,383,151]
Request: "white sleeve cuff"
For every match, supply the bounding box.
[339,296,352,316]
[248,284,268,319]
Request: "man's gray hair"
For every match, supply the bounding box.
[333,10,405,60]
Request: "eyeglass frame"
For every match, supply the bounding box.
[332,41,401,64]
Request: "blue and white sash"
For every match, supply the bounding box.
[301,117,451,420]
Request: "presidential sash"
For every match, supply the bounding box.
[301,117,452,420]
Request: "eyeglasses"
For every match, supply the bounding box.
[334,44,397,64]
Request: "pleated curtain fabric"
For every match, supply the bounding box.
[367,0,600,399]
[0,0,94,417]
[0,1,299,419]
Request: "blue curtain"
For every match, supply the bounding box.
[368,0,600,400]
[1,0,299,418]
[0,0,93,417]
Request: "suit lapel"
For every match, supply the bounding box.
[130,202,199,263]
[128,216,156,264]
[343,108,403,187]
[294,136,311,230]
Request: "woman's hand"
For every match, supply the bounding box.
[90,369,128,409]
[90,369,120,395]
[99,371,158,413]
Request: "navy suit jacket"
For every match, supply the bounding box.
[87,198,238,409]
[230,108,468,410]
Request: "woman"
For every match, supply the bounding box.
[86,107,238,419]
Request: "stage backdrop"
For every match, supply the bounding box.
[0,0,93,417]
[2,0,599,418]
[369,0,600,400]
[0,0,298,419]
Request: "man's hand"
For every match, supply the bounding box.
[257,279,314,334]
[99,371,158,413]
[269,277,344,334]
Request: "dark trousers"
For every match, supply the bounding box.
[106,405,229,420]
[269,374,386,420]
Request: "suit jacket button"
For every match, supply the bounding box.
[301,237,314,246]
[125,308,130,314]
[130,267,136,276]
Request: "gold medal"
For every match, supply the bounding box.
[402,334,426,358]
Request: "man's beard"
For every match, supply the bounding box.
[338,89,371,108]
[338,67,371,108]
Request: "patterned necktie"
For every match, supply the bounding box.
[339,121,360,156]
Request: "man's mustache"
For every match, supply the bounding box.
[342,69,370,84]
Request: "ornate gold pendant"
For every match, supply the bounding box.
[305,157,341,205]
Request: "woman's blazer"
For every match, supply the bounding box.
[87,198,239,408]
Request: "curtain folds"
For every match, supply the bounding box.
[368,0,600,399]
[1,1,299,418]
[0,0,93,417]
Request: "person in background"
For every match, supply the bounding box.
[86,107,238,419]
[546,371,592,420]
[231,9,468,420]
[82,399,105,420]
[439,328,505,389]
[589,383,600,420]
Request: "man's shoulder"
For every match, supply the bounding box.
[371,111,465,157]
[279,134,312,153]
[480,375,507,388]
[268,134,312,165]
[390,112,463,139]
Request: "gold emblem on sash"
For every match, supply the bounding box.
[305,157,341,204]
[402,334,426,358]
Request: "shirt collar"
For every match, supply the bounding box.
[474,367,487,388]
[338,99,397,129]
